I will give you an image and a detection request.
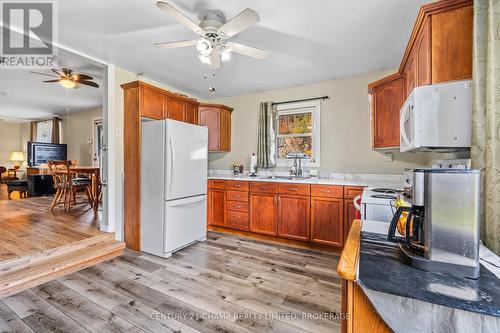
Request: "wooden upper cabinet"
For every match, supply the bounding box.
[368,1,472,149]
[184,103,198,125]
[431,5,473,83]
[141,87,166,120]
[403,49,416,99]
[371,76,403,149]
[166,97,185,121]
[416,17,431,87]
[198,103,232,152]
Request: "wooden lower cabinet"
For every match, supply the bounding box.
[250,193,278,236]
[208,189,225,227]
[207,180,364,248]
[344,200,358,242]
[277,195,310,241]
[311,197,343,247]
[225,210,249,231]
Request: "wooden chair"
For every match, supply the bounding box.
[48,160,92,212]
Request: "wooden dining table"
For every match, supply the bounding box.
[69,166,100,211]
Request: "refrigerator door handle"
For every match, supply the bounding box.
[167,130,174,195]
[166,195,207,207]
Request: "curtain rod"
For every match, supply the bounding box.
[271,95,330,106]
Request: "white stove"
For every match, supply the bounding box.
[361,187,402,222]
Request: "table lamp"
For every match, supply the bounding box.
[9,151,24,170]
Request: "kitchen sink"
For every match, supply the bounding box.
[261,175,310,180]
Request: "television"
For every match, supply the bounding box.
[27,142,67,166]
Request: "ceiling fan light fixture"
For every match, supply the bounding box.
[220,47,232,62]
[198,54,211,65]
[59,79,77,89]
[196,38,212,57]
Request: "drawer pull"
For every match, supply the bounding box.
[288,188,299,191]
[234,205,241,209]
[258,186,268,189]
[233,195,241,198]
[234,184,241,188]
[234,215,240,219]
[321,190,331,193]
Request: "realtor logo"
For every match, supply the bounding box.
[1,0,57,68]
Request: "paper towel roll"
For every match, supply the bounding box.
[250,154,258,174]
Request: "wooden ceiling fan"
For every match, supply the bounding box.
[30,68,99,89]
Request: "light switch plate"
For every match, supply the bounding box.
[384,152,393,162]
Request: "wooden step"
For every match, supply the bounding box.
[0,232,115,275]
[0,237,125,298]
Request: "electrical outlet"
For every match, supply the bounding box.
[384,152,393,162]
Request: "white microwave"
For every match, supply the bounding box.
[400,80,472,152]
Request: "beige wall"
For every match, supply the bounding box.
[0,120,24,167]
[61,107,102,166]
[207,69,449,174]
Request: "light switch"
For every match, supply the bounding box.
[384,152,393,162]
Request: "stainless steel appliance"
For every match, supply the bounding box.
[361,187,401,222]
[388,168,481,279]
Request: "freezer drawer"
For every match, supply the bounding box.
[164,195,207,255]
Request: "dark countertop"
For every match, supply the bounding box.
[357,229,500,317]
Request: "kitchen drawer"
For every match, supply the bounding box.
[250,182,278,193]
[311,185,343,198]
[226,190,249,202]
[208,179,225,190]
[225,180,249,191]
[226,200,249,212]
[344,186,364,199]
[278,183,310,196]
[226,211,249,231]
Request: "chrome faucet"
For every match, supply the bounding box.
[286,152,308,179]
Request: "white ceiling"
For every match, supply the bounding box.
[0,47,104,121]
[54,0,429,99]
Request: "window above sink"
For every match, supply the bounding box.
[276,100,321,167]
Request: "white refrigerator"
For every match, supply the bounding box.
[141,119,208,258]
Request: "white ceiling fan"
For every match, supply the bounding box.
[154,0,268,69]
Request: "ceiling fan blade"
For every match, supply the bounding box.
[51,68,64,76]
[42,79,61,83]
[209,50,221,70]
[79,80,99,88]
[155,1,204,36]
[154,40,196,48]
[227,42,268,59]
[72,73,93,81]
[29,70,59,78]
[219,8,259,38]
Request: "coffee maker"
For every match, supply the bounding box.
[388,168,481,279]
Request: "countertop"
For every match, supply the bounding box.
[208,172,404,189]
[357,220,500,317]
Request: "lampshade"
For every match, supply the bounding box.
[9,151,24,162]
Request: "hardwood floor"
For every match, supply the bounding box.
[0,232,341,333]
[0,185,102,263]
